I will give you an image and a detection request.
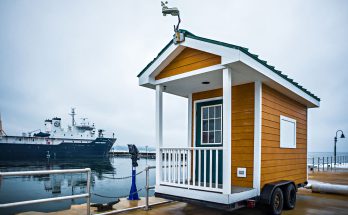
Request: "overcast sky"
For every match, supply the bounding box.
[0,0,347,153]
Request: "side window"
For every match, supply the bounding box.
[280,115,296,148]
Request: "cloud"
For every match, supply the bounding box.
[0,0,347,152]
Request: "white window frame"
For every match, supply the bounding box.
[201,104,222,145]
[280,115,297,148]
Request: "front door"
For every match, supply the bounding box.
[195,99,223,185]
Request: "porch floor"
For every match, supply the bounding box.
[163,180,253,194]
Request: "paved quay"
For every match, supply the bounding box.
[17,171,348,215]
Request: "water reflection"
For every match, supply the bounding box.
[0,157,155,215]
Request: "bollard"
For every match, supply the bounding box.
[318,157,320,171]
[327,157,329,171]
[331,157,333,170]
[312,158,315,172]
[128,167,140,200]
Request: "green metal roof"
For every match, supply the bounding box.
[138,29,320,102]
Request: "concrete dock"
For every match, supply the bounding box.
[17,171,348,215]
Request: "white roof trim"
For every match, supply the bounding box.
[139,44,185,86]
[138,36,319,108]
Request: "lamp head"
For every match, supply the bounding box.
[341,133,345,138]
[161,1,180,17]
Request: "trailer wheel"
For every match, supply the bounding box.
[283,183,296,209]
[268,187,284,215]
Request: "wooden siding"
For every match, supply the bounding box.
[191,83,255,188]
[231,83,254,188]
[261,84,308,188]
[155,47,221,80]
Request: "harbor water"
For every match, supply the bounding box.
[0,156,155,215]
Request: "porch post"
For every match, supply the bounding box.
[253,81,262,195]
[187,94,192,147]
[155,85,163,187]
[222,67,232,194]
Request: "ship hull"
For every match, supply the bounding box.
[0,137,115,159]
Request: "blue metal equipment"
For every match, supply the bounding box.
[127,144,140,200]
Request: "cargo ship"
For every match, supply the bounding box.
[0,109,116,159]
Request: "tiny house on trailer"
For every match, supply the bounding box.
[137,30,320,214]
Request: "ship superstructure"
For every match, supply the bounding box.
[0,109,116,159]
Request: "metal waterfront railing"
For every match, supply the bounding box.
[0,168,92,214]
[308,155,348,171]
[0,166,161,215]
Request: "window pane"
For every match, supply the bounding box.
[215,131,221,143]
[215,119,221,130]
[209,107,214,118]
[202,108,208,119]
[202,132,208,143]
[203,120,208,131]
[209,131,214,143]
[215,106,221,118]
[209,119,214,131]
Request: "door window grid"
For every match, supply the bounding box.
[201,104,222,145]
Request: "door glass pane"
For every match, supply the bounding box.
[209,119,214,131]
[215,106,221,118]
[215,119,221,130]
[203,107,208,119]
[209,107,214,118]
[203,119,208,131]
[215,131,221,143]
[209,131,214,143]
[202,132,208,143]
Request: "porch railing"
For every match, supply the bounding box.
[160,147,223,193]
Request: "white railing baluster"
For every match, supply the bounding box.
[216,149,219,189]
[203,149,207,187]
[178,149,181,184]
[169,149,172,183]
[188,149,191,186]
[198,149,201,187]
[209,149,212,188]
[163,149,166,182]
[174,150,176,183]
[193,149,196,186]
[165,150,168,182]
[182,150,186,185]
[177,150,179,184]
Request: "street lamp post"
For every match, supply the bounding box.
[334,130,345,166]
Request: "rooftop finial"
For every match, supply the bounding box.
[161,1,184,44]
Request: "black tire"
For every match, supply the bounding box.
[283,183,296,210]
[268,187,284,215]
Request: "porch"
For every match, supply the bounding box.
[152,63,261,204]
[156,147,257,204]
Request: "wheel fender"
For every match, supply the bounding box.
[260,180,296,205]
